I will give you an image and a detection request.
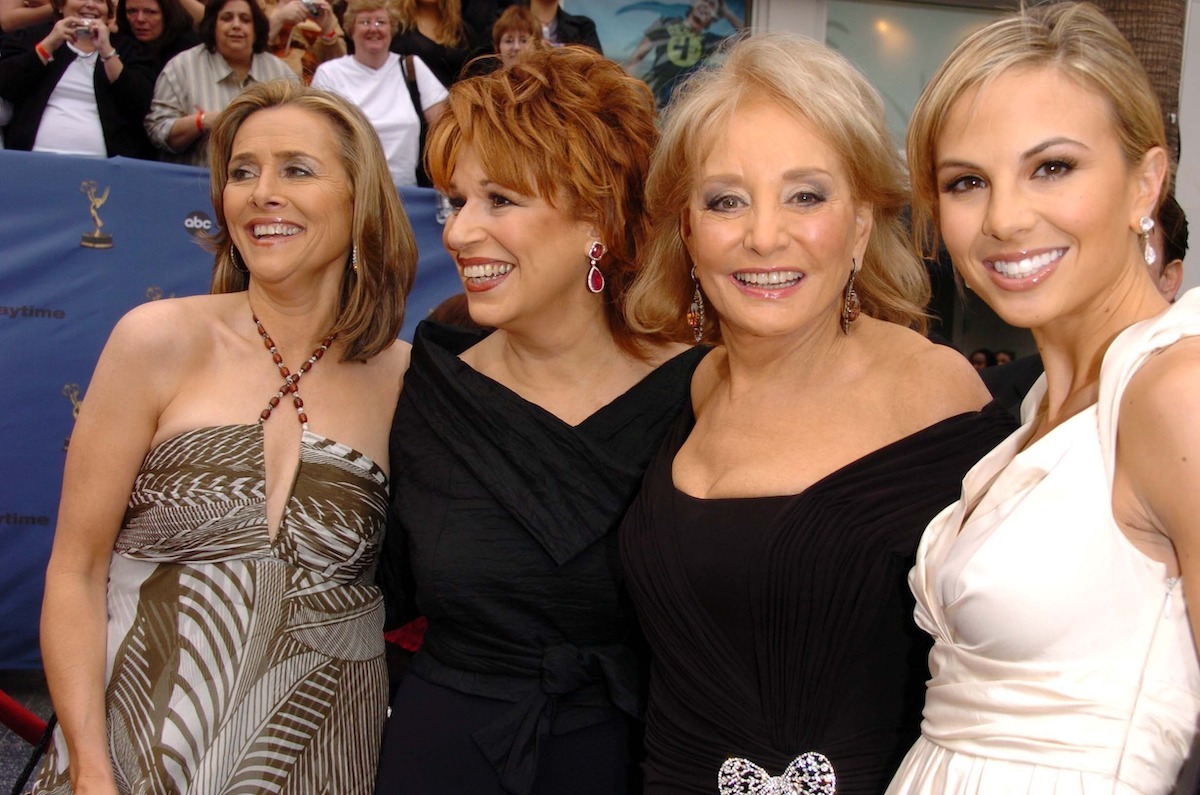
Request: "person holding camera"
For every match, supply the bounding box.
[144,0,297,166]
[261,0,345,84]
[0,0,157,158]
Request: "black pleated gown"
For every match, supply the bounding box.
[619,401,1017,794]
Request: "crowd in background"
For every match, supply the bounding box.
[0,0,630,176]
[10,2,1200,795]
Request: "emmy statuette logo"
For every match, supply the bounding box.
[80,180,114,249]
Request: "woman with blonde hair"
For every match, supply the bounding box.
[374,44,704,795]
[619,33,1014,793]
[888,3,1200,792]
[31,81,413,795]
[389,0,481,86]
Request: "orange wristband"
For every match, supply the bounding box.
[35,42,52,62]
[195,112,204,132]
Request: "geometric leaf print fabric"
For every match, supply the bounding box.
[33,424,388,794]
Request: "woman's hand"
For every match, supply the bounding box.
[267,0,308,46]
[42,14,87,55]
[90,15,112,51]
[310,0,334,34]
[277,0,310,26]
[197,104,215,132]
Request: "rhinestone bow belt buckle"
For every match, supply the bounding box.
[717,752,836,795]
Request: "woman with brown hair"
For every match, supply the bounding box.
[618,33,1014,793]
[388,0,480,87]
[144,0,298,166]
[374,44,704,795]
[31,81,413,795]
[114,0,198,74]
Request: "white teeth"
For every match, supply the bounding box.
[252,223,300,239]
[988,249,1064,278]
[462,262,514,279]
[734,270,802,287]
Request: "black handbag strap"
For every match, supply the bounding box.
[399,53,431,187]
[11,712,56,795]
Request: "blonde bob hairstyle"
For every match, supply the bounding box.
[624,33,928,343]
[343,0,400,34]
[907,1,1167,259]
[208,81,416,363]
[426,44,665,358]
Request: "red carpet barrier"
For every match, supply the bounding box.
[0,688,46,745]
[0,150,459,668]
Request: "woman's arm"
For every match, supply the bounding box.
[101,33,158,121]
[177,0,202,24]
[89,22,125,85]
[265,0,307,49]
[0,0,53,32]
[144,57,202,153]
[307,0,345,61]
[1116,338,1200,653]
[41,306,169,794]
[0,18,79,103]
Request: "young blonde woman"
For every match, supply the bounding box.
[888,4,1200,792]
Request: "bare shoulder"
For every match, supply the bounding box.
[1120,337,1200,441]
[643,341,693,369]
[104,295,226,373]
[374,338,412,391]
[868,321,991,420]
[1117,338,1200,545]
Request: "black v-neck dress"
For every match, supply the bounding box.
[619,399,1017,794]
[375,321,709,795]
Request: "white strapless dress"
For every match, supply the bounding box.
[887,290,1200,794]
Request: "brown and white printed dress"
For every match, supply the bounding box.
[33,423,389,795]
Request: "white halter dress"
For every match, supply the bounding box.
[887,290,1200,794]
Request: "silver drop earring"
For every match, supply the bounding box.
[1139,215,1157,267]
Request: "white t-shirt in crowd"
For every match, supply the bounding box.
[312,53,447,187]
[33,44,107,157]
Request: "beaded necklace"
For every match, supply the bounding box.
[253,312,337,429]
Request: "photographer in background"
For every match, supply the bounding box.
[261,0,345,83]
[0,0,157,158]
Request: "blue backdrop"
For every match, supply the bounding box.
[0,150,460,668]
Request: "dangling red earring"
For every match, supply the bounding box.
[586,241,607,294]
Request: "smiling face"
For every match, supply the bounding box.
[125,0,163,41]
[441,144,596,333]
[215,0,254,63]
[351,8,392,62]
[223,106,354,292]
[688,0,718,28]
[935,66,1162,330]
[681,98,871,342]
[498,30,531,66]
[61,0,108,24]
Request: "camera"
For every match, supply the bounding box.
[301,0,320,17]
[74,22,93,37]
